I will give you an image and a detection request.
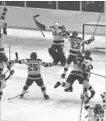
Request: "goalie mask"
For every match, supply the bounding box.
[53,21,59,29]
[30,52,37,60]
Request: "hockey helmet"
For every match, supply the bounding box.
[72,31,78,37]
[30,52,37,60]
[0,47,4,53]
[84,50,91,57]
[94,104,102,113]
[53,21,59,29]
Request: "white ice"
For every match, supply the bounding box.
[1,29,105,121]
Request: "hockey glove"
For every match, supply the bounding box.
[10,70,14,75]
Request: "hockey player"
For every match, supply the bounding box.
[34,17,67,66]
[0,48,12,100]
[54,51,95,102]
[61,31,95,78]
[82,50,95,103]
[0,70,14,100]
[82,92,106,121]
[16,52,53,100]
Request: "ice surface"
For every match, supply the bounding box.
[1,29,105,121]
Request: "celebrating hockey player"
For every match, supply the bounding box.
[33,16,68,66]
[81,50,95,103]
[54,50,95,102]
[82,92,106,121]
[16,52,53,100]
[61,31,95,78]
[0,48,12,100]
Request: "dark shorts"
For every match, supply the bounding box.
[66,72,83,84]
[83,72,90,81]
[25,77,44,87]
[67,54,76,64]
[25,74,44,87]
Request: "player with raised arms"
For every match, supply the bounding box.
[16,52,53,100]
[33,16,68,66]
[61,31,95,78]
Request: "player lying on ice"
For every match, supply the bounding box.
[0,48,14,100]
[81,92,106,121]
[33,16,68,66]
[54,50,95,103]
[15,52,53,100]
[61,31,95,78]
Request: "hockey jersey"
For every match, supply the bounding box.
[84,92,106,121]
[19,59,52,79]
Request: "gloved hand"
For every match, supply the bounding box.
[61,73,66,78]
[90,36,95,41]
[48,63,53,67]
[81,94,86,100]
[10,70,14,75]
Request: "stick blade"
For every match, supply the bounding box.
[33,15,40,19]
[15,52,18,60]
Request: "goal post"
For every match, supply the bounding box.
[82,22,105,52]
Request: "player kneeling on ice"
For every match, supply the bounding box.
[82,92,106,121]
[0,48,14,100]
[16,52,53,100]
[33,16,68,66]
[61,31,95,78]
[54,51,95,103]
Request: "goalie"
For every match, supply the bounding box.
[33,16,68,66]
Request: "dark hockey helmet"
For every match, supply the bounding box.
[72,31,78,37]
[0,47,4,52]
[0,47,8,62]
[94,104,102,113]
[30,52,37,60]
[84,50,91,57]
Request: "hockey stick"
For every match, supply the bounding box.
[79,99,84,121]
[91,72,105,78]
[82,115,89,121]
[78,6,102,53]
[4,52,18,75]
[92,6,103,37]
[7,91,28,100]
[33,15,45,37]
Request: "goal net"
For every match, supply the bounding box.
[82,22,105,51]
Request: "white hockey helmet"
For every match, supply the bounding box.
[53,21,59,29]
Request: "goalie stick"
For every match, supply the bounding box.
[33,15,45,37]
